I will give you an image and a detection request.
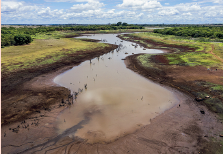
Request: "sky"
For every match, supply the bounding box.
[1,0,223,24]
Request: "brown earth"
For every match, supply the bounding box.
[121,34,223,153]
[118,34,223,107]
[2,90,222,154]
[1,41,118,126]
[1,34,223,154]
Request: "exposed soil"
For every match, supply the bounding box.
[121,34,223,153]
[119,34,223,108]
[118,33,197,53]
[1,42,118,125]
[2,34,223,154]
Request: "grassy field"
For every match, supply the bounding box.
[131,32,223,69]
[1,37,108,74]
[1,29,155,75]
[31,31,78,39]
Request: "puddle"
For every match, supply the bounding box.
[54,33,178,143]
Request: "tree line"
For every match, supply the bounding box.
[153,26,223,39]
[1,22,143,47]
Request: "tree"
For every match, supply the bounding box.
[122,22,128,26]
[14,34,32,45]
[117,22,122,26]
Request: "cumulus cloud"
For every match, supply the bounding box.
[1,1,38,13]
[117,0,162,11]
[1,0,223,24]
[44,0,98,2]
[61,9,143,20]
[1,0,64,21]
[37,7,64,18]
[174,3,201,12]
[69,1,104,12]
[158,8,179,16]
[182,12,192,16]
[211,0,223,4]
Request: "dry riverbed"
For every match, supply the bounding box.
[1,33,223,154]
[120,33,223,153]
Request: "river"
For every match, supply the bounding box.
[54,33,179,143]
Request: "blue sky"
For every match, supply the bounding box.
[1,0,223,24]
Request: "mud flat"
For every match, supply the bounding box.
[53,34,180,145]
[120,33,223,153]
[1,33,223,154]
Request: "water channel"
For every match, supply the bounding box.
[54,33,179,143]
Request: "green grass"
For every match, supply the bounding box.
[210,85,223,91]
[165,52,222,68]
[130,32,212,52]
[31,31,78,39]
[1,38,108,74]
[213,43,223,60]
[130,32,223,69]
[137,54,153,68]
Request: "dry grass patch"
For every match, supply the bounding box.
[1,38,108,74]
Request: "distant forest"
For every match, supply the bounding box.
[1,22,143,47]
[139,24,223,27]
[154,26,223,39]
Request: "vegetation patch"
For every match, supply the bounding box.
[165,52,222,68]
[129,32,223,70]
[1,22,144,47]
[211,85,223,91]
[137,54,155,68]
[154,26,223,40]
[130,32,212,52]
[1,38,108,75]
[204,98,223,113]
[213,43,223,60]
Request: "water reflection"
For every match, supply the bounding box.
[54,33,178,143]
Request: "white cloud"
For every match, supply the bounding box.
[44,0,98,2]
[69,1,104,12]
[147,14,153,18]
[1,1,64,21]
[37,7,64,18]
[1,1,38,13]
[2,0,223,24]
[117,0,162,11]
[158,8,179,16]
[211,0,223,4]
[137,13,144,18]
[182,12,192,16]
[174,3,201,12]
[61,9,143,20]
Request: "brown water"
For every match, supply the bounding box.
[54,33,179,143]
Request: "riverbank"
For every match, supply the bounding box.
[2,32,223,153]
[2,32,219,154]
[1,37,118,125]
[119,33,223,153]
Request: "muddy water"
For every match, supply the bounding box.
[54,34,179,143]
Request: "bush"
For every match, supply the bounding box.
[14,34,32,45]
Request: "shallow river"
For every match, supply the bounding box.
[54,33,179,143]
